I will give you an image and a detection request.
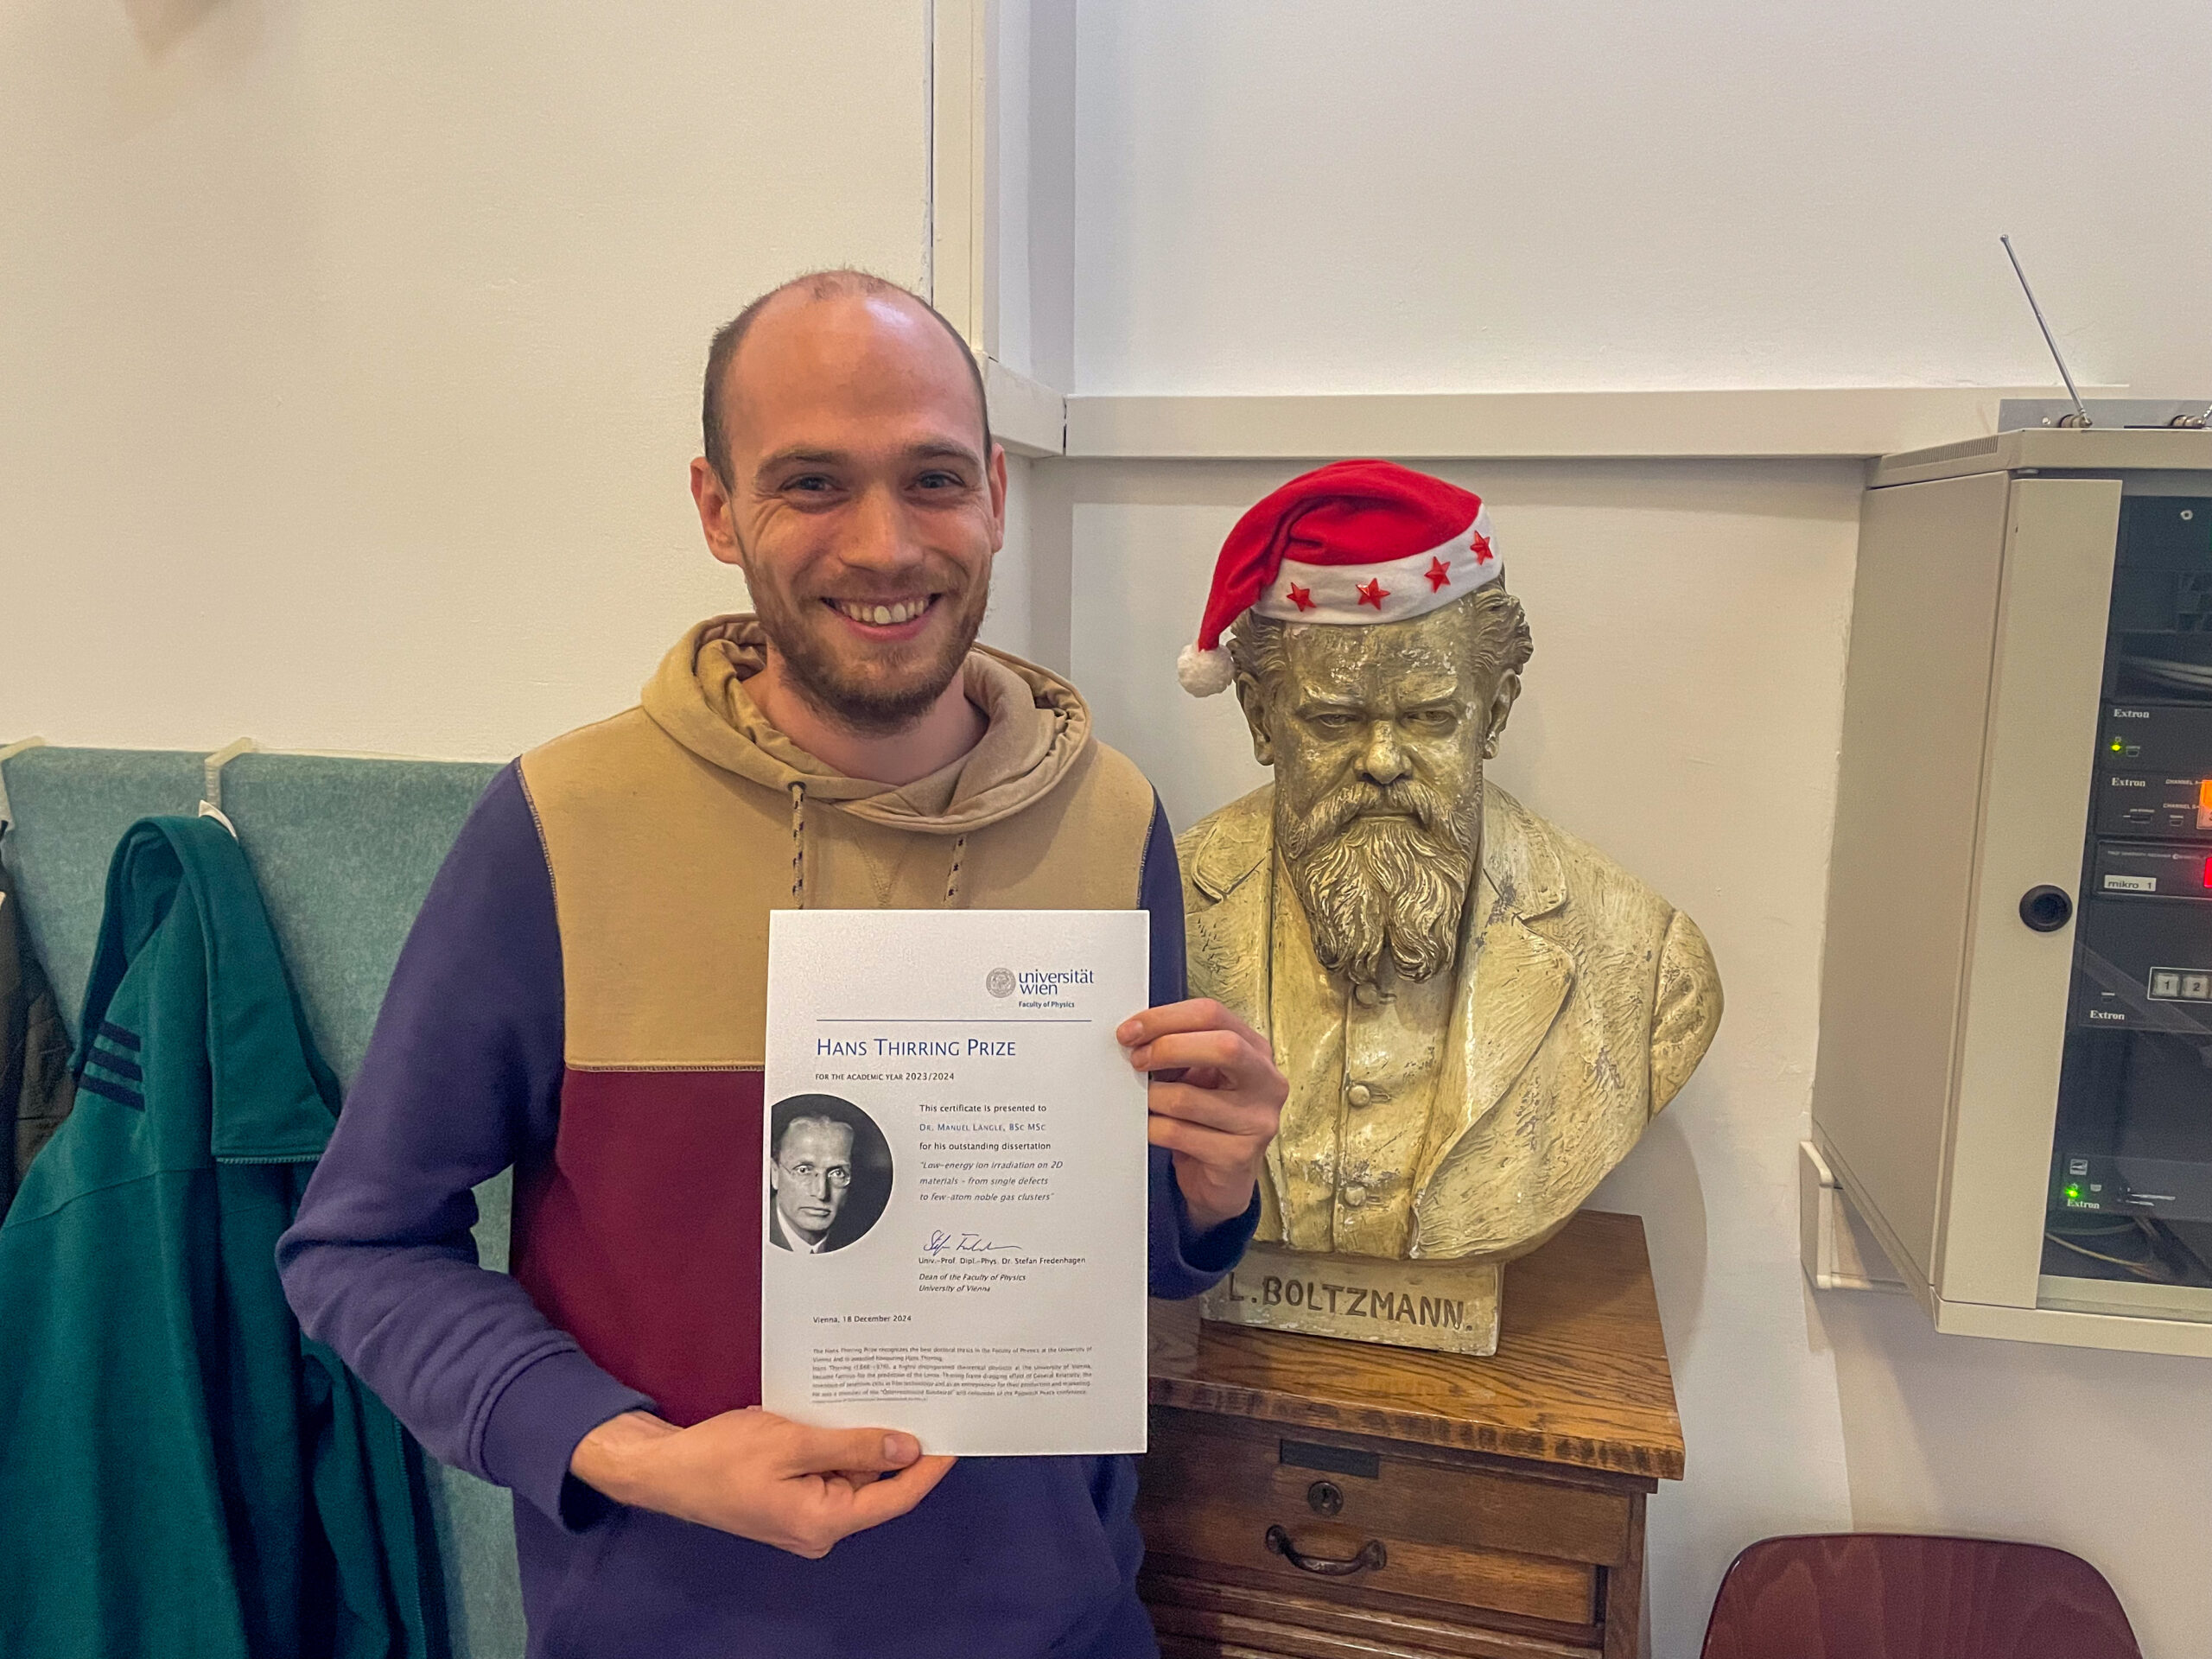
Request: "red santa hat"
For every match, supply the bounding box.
[1178,459,1500,696]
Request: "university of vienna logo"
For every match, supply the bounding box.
[986,967,1016,999]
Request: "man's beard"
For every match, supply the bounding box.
[749,568,988,737]
[1279,779,1478,987]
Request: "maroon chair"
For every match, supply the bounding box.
[1698,1534,2142,1659]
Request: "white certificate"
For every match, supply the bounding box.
[761,908,1152,1456]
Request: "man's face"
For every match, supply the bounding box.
[691,290,1007,734]
[1241,601,1517,985]
[772,1117,855,1243]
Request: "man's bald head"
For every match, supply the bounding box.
[701,270,990,489]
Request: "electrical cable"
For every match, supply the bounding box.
[2043,1214,2198,1284]
[2044,1232,2171,1279]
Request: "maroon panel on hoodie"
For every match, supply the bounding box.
[512,1067,763,1427]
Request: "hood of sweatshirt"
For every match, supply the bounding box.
[639,615,1093,836]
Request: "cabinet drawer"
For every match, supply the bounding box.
[1137,1414,1615,1626]
[1146,1573,1598,1659]
[1141,1412,1635,1565]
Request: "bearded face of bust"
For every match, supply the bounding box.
[1230,589,1529,988]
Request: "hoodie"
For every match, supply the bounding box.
[278,618,1257,1659]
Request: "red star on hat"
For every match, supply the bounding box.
[1425,556,1452,592]
[1470,531,1494,564]
[1357,577,1389,610]
[1286,583,1316,612]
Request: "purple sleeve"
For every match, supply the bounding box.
[1140,795,1261,1298]
[277,764,651,1529]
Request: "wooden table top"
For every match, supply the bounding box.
[1149,1210,1685,1484]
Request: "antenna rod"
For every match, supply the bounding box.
[2000,235,2090,428]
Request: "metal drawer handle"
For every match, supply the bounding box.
[1265,1523,1387,1577]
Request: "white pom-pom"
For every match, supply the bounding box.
[1178,642,1234,697]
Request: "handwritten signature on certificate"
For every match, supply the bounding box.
[925,1228,1024,1258]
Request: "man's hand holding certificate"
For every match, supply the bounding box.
[552,1402,954,1560]
[1119,995,1282,1230]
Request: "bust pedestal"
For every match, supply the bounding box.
[1139,1211,1684,1659]
[1199,1242,1505,1356]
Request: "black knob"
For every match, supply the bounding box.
[2019,886,2074,932]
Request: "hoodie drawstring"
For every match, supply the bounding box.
[788,782,807,908]
[791,779,969,910]
[944,835,968,908]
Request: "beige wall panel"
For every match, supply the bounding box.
[1811,473,2011,1287]
[1937,480,2122,1308]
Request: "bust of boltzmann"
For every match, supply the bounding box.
[1173,461,1721,1351]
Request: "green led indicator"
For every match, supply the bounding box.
[2111,740,2125,752]
[2065,1183,2082,1201]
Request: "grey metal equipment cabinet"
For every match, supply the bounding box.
[1813,428,2212,1357]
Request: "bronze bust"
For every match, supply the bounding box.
[1175,461,1721,1353]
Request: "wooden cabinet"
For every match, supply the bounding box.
[1139,1211,1682,1659]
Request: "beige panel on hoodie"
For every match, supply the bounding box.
[520,617,1160,1070]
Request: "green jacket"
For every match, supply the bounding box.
[0,817,447,1659]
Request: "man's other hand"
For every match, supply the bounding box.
[569,1408,957,1558]
[1119,998,1286,1230]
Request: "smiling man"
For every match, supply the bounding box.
[278,270,1285,1658]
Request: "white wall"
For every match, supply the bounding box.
[1072,0,2212,400]
[1062,8,2212,1655]
[989,0,1076,391]
[0,0,937,758]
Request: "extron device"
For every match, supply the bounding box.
[1811,423,2212,1356]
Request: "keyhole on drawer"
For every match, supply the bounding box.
[1307,1479,1344,1516]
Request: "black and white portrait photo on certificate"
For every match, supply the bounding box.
[766,1093,893,1255]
